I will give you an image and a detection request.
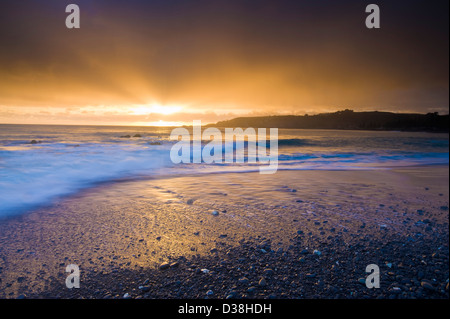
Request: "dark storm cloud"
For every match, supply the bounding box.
[0,0,448,115]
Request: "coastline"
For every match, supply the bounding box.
[0,165,448,299]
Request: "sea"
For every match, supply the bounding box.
[0,124,448,217]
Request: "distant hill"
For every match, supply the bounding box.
[213,110,449,132]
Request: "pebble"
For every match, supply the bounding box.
[421,281,435,291]
[123,293,131,299]
[212,210,219,216]
[159,262,170,270]
[247,287,257,294]
[139,286,151,292]
[259,278,267,287]
[263,268,274,277]
[206,290,214,296]
[391,287,402,294]
[313,250,321,256]
[238,277,249,284]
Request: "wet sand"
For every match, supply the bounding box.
[0,166,448,299]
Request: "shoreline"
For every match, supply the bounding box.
[1,163,448,222]
[0,166,448,299]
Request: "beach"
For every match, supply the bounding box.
[0,166,448,299]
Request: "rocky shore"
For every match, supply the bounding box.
[28,229,449,300]
[0,168,448,299]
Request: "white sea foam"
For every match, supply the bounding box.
[0,125,448,217]
[0,141,173,216]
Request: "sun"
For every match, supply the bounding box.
[130,103,182,115]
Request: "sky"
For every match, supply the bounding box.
[0,0,448,125]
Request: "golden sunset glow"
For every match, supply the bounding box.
[130,104,183,116]
[139,120,185,127]
[0,1,448,126]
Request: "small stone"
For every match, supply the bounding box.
[313,250,321,256]
[187,199,194,205]
[263,268,274,277]
[201,269,210,274]
[206,290,214,296]
[133,134,142,137]
[421,281,435,291]
[123,293,131,299]
[238,277,249,284]
[247,287,257,294]
[358,278,366,285]
[259,278,267,287]
[170,262,179,268]
[139,286,151,292]
[306,273,316,279]
[212,210,219,216]
[159,262,170,270]
[391,287,402,294]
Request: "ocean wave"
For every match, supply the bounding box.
[0,125,448,217]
